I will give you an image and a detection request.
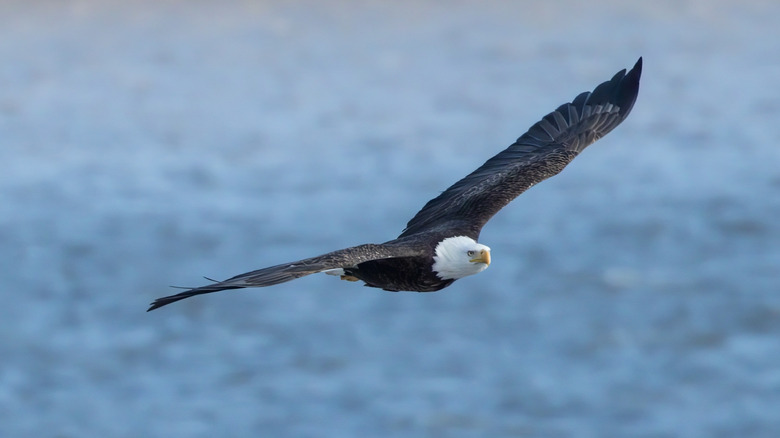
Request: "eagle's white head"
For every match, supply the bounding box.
[432,236,491,280]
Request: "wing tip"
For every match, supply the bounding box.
[146,283,245,311]
[614,56,643,118]
[626,56,643,91]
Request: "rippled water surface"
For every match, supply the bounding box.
[2,1,779,437]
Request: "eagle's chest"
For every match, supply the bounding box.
[346,257,454,292]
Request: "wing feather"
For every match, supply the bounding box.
[147,241,427,311]
[399,58,642,238]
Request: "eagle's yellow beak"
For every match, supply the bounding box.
[469,249,491,266]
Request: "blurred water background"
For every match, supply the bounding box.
[2,1,779,437]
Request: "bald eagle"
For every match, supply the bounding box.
[148,58,642,311]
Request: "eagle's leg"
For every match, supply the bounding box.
[323,268,361,282]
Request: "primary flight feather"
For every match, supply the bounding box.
[148,58,642,311]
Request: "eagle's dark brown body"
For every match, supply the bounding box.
[346,256,455,292]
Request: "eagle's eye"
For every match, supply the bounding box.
[467,250,475,257]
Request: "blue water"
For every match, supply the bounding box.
[2,1,780,437]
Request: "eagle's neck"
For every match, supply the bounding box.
[431,236,489,280]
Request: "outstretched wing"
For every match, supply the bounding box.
[147,241,427,311]
[400,58,642,239]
